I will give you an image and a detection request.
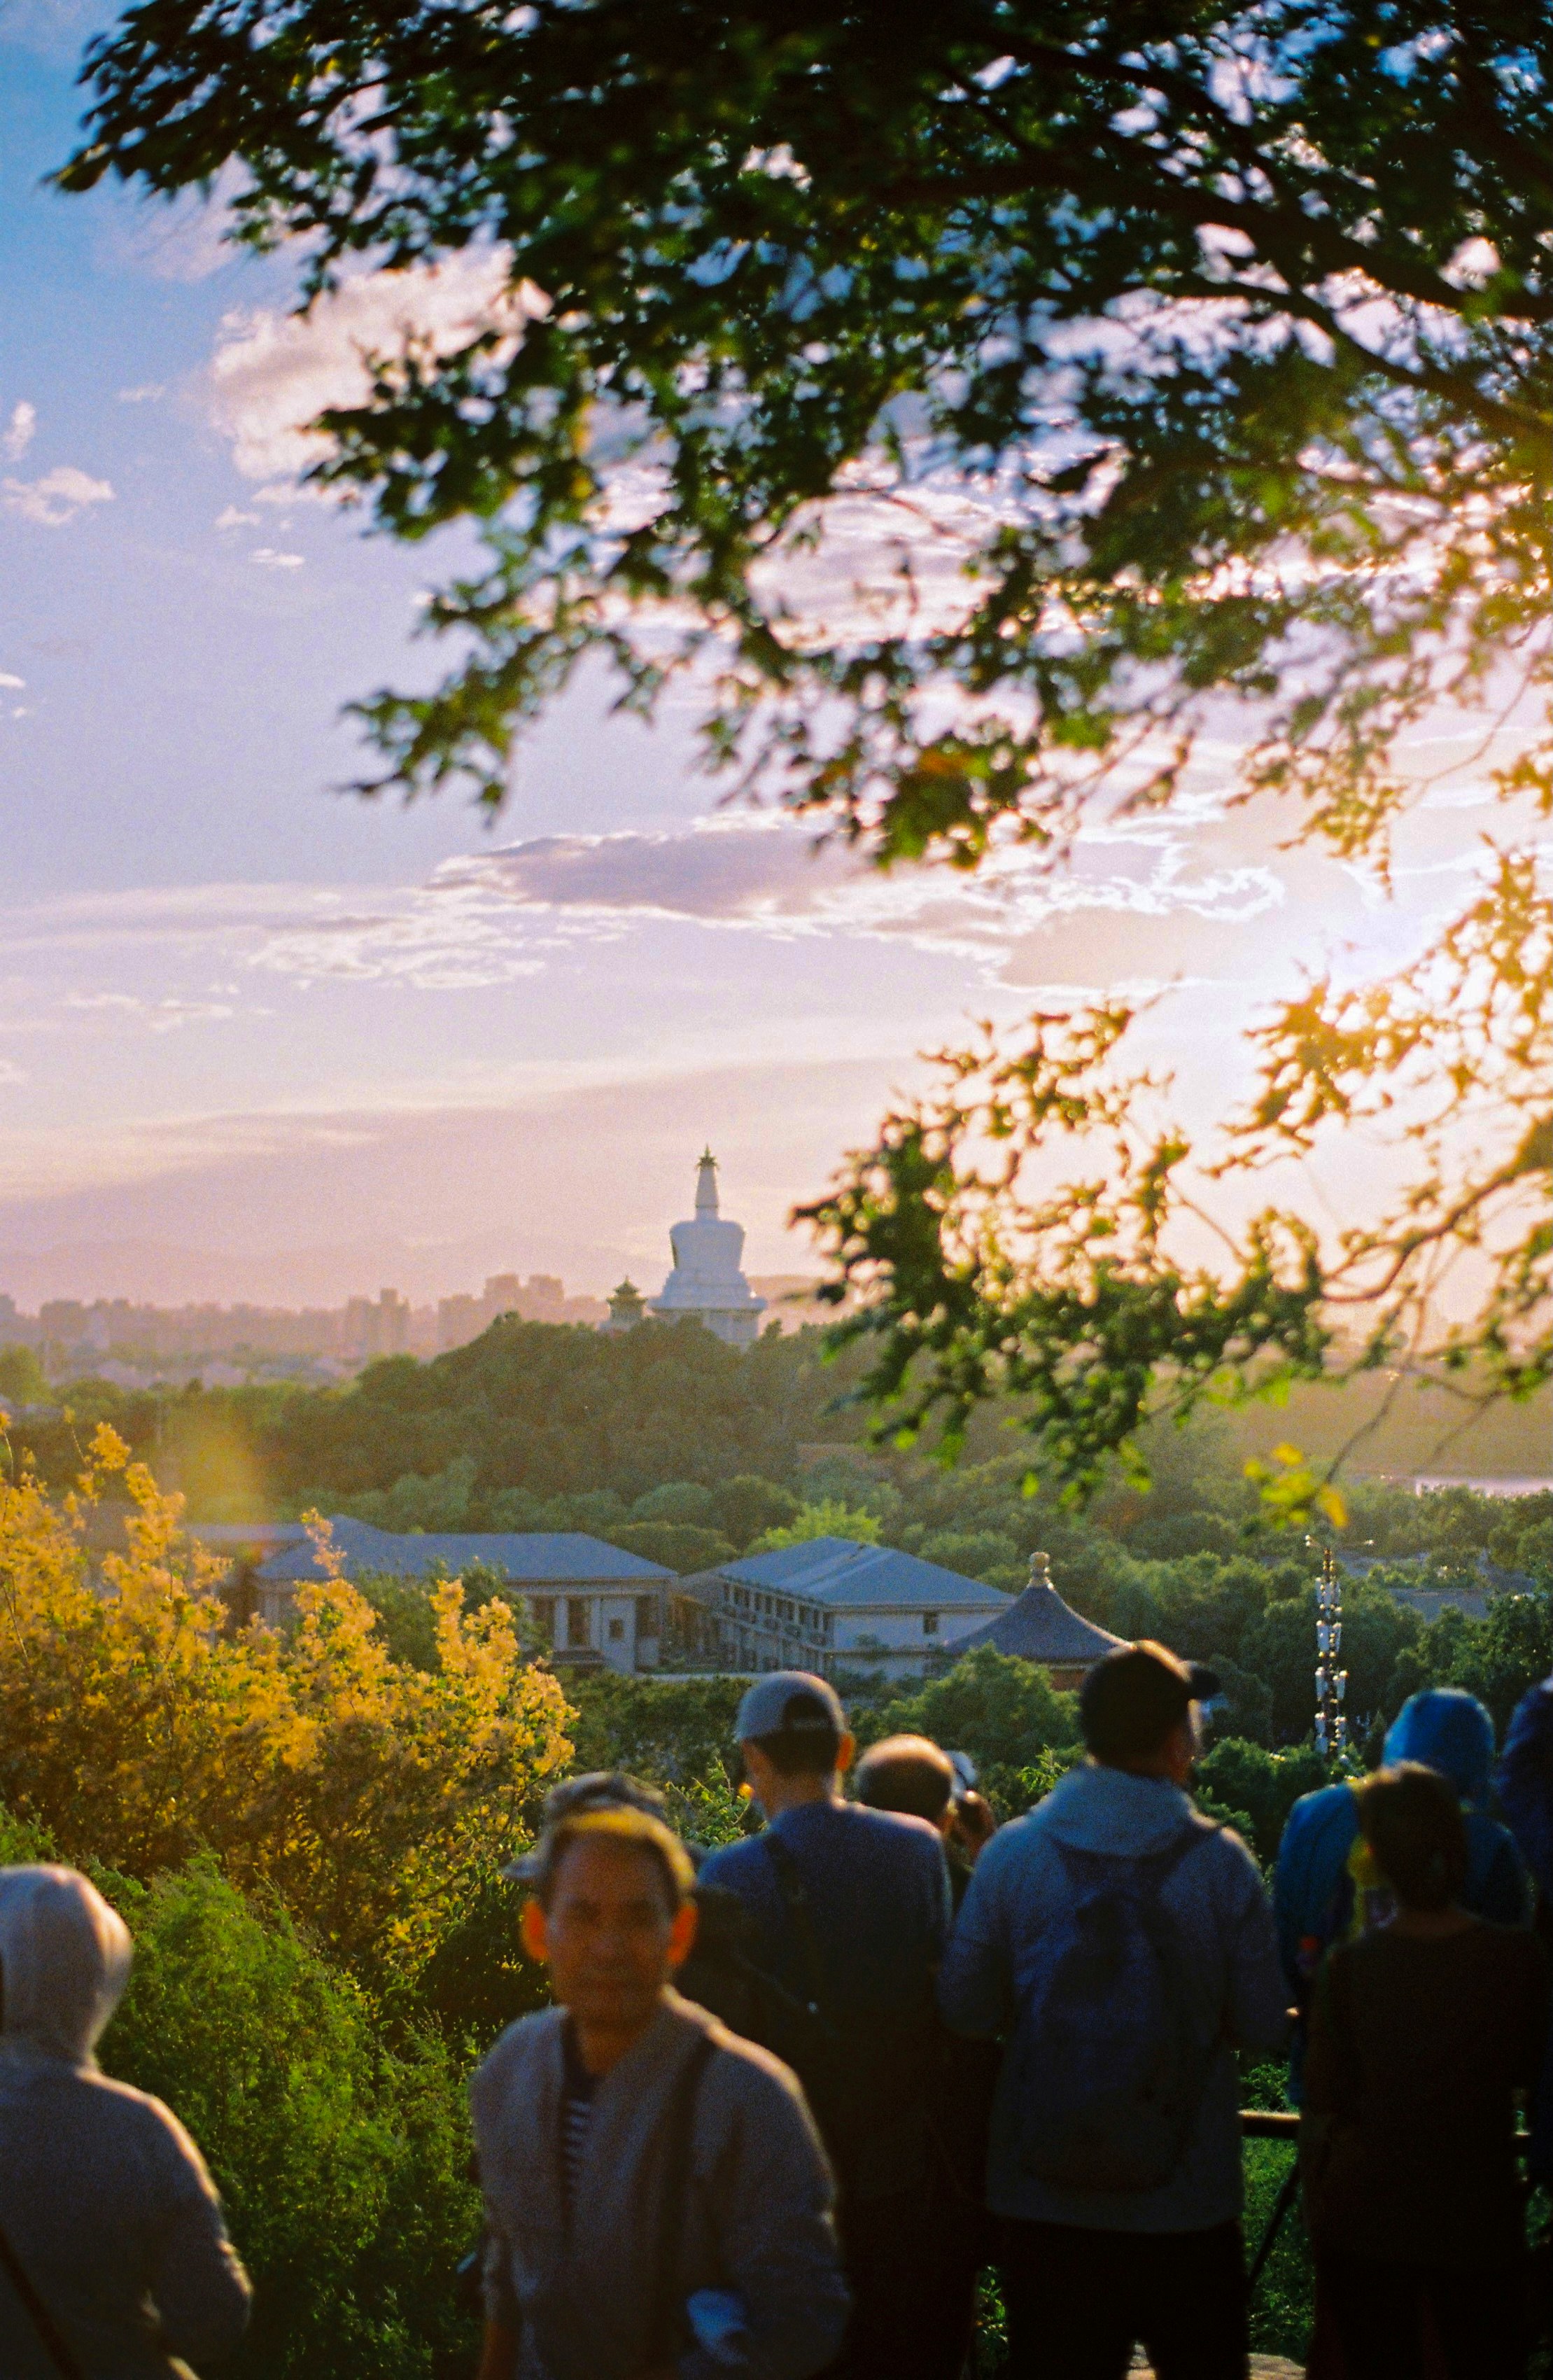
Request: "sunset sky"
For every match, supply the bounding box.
[0,0,1524,1309]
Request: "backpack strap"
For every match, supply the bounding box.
[0,2218,85,2380]
[1055,1817,1218,1900]
[1144,1816,1221,1897]
[647,2029,717,2363]
[763,1831,834,2030]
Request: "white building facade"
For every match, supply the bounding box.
[678,1537,1011,1679]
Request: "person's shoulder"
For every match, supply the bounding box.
[1475,1917,1548,1973]
[471,2005,563,2105]
[696,1835,768,1894]
[76,2069,218,2195]
[1281,1781,1358,1837]
[840,1800,944,1863]
[1199,1815,1264,1885]
[682,2002,823,2139]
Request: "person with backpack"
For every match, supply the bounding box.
[939,1640,1288,2380]
[1274,1687,1529,2100]
[471,1800,848,2380]
[694,1675,952,2380]
[1301,1761,1547,2380]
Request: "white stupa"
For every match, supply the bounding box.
[649,1150,768,1348]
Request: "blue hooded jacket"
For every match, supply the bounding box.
[1273,1689,1529,2098]
[1496,1676,1553,2180]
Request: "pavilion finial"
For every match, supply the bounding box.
[1028,1549,1053,1590]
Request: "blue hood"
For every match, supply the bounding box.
[1385,1688,1495,1806]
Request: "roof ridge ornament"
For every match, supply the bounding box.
[1028,1548,1053,1588]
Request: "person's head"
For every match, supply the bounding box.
[0,1865,132,2066]
[1354,1760,1468,1912]
[520,1809,697,2038]
[855,1734,956,1828]
[500,1770,669,1883]
[1383,1689,1494,1809]
[735,1672,853,1810]
[1079,1642,1220,1784]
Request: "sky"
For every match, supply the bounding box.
[0,0,1524,1310]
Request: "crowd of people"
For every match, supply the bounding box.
[3,1637,1553,2379]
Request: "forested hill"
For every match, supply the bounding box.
[4,1319,852,1523]
[2,1317,1547,1550]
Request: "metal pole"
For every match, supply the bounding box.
[1313,1542,1348,1760]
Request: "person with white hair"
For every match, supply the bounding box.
[0,1865,251,2379]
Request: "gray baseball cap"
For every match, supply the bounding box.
[734,1671,847,1743]
[499,1770,669,1880]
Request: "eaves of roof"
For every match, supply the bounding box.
[255,1518,673,1586]
[720,1537,1013,1611]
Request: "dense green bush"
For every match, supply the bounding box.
[101,1864,480,2380]
[0,1800,483,2380]
[565,1671,750,1791]
[854,1648,1081,1814]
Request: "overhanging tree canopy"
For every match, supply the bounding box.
[61,0,1552,1493]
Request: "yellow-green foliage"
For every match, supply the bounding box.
[0,1429,572,1978]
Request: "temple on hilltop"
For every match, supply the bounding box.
[649,1150,768,1348]
[955,1550,1125,1690]
[603,1278,648,1333]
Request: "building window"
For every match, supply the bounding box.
[530,1597,554,1642]
[607,1617,625,1643]
[923,1612,939,1636]
[566,1597,591,1648]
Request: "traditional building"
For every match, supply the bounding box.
[673,1536,1011,1679]
[649,1151,768,1348]
[953,1549,1125,1689]
[248,1519,673,1673]
[603,1278,648,1333]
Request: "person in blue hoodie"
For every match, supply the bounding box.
[939,1640,1288,2380]
[1494,1673,1553,2183]
[1274,1687,1529,2101]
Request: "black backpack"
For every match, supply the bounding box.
[678,1846,935,2205]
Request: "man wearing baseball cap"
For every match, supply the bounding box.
[696,1673,951,2380]
[939,1640,1288,2380]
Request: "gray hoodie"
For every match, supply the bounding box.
[470,1989,848,2380]
[0,1865,251,2379]
[938,1763,1288,2233]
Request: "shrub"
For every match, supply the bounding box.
[605,1520,736,1573]
[0,1438,572,1983]
[750,1498,882,1550]
[100,1863,480,2380]
[854,1646,1080,1812]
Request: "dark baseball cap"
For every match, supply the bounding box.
[1079,1642,1221,1764]
[733,1672,847,1743]
[499,1770,669,1881]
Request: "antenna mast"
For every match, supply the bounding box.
[1314,1544,1347,1759]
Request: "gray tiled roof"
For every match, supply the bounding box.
[955,1576,1125,1664]
[254,1517,673,1586]
[723,1537,1011,1611]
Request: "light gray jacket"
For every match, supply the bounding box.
[939,1763,1288,2233]
[470,1991,848,2380]
[0,1867,251,2379]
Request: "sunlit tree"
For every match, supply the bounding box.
[59,1,1552,1488]
[0,1431,572,1974]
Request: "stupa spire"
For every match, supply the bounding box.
[649,1148,766,1346]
